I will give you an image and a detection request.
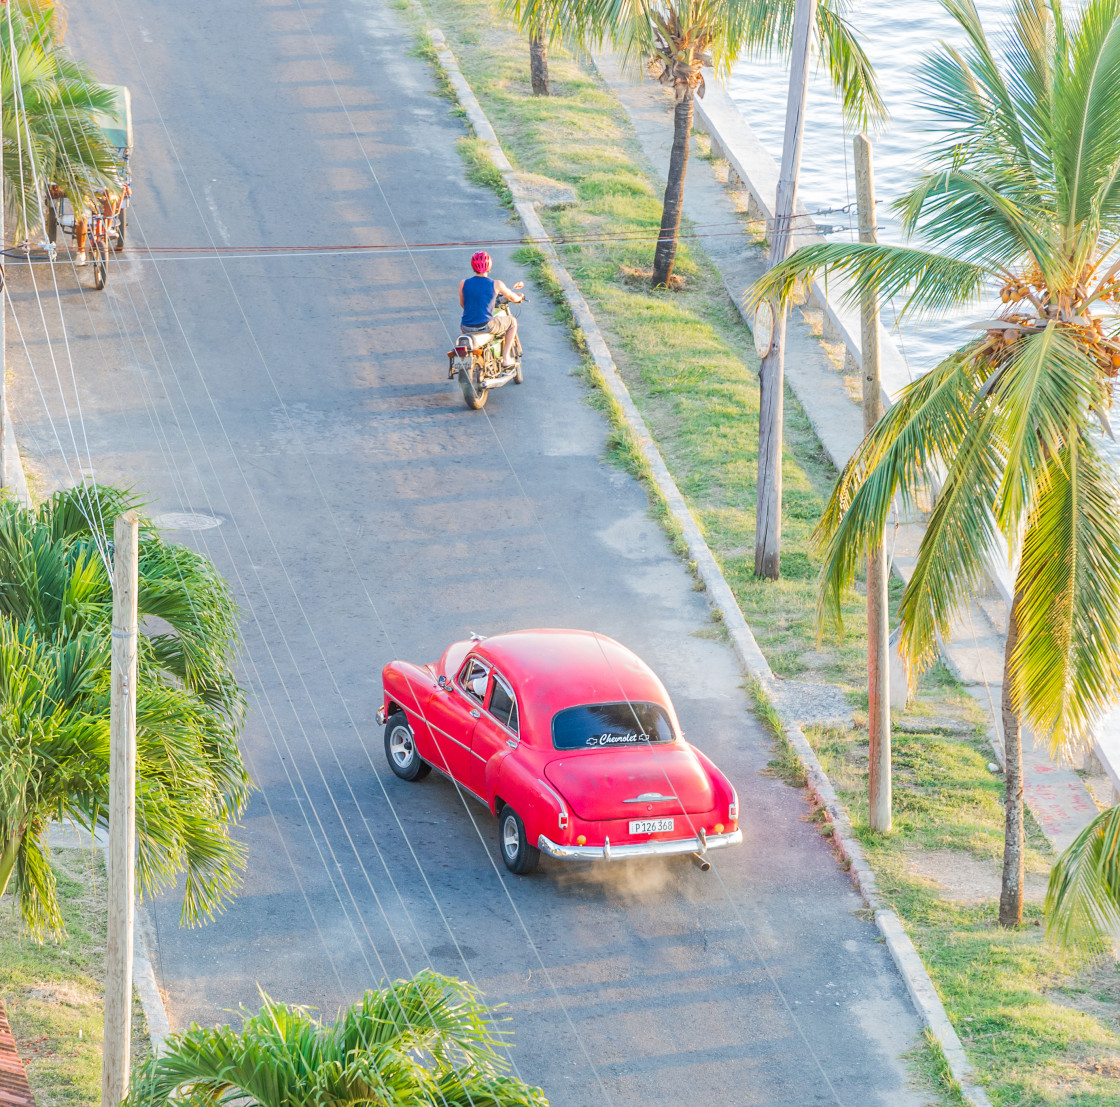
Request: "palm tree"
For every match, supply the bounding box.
[2,0,121,238]
[508,0,883,287]
[124,971,549,1107]
[501,0,560,94]
[749,0,1120,927]
[0,485,251,938]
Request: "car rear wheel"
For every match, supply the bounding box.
[498,805,540,875]
[384,713,431,781]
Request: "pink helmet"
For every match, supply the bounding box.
[471,251,491,274]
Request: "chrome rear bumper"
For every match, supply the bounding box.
[537,828,742,861]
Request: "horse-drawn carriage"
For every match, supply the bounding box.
[45,85,132,290]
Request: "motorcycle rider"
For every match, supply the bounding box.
[459,251,524,368]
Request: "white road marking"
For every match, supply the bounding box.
[204,183,231,245]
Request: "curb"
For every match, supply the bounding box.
[416,17,991,1106]
[2,398,31,506]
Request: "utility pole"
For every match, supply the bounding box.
[102,512,138,1107]
[855,133,891,832]
[755,0,817,579]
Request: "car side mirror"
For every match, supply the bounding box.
[438,675,448,689]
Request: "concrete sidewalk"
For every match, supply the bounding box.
[594,54,1103,855]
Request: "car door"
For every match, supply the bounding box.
[471,669,519,797]
[422,655,487,786]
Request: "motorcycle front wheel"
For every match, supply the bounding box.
[459,362,488,409]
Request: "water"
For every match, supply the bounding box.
[726,0,1016,374]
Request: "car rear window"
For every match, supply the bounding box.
[552,702,675,751]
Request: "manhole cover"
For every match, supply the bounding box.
[152,512,223,531]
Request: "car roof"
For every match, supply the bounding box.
[472,629,671,716]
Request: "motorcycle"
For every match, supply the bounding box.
[447,287,528,410]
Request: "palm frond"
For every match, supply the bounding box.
[895,169,1055,270]
[126,975,543,1107]
[1055,0,1120,232]
[432,1069,550,1107]
[331,971,509,1071]
[989,323,1100,537]
[1009,432,1120,755]
[924,0,1037,171]
[1046,803,1120,949]
[0,487,250,937]
[747,240,989,322]
[896,407,1005,674]
[813,3,886,128]
[815,350,979,630]
[1,5,123,236]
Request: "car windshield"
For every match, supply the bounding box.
[552,702,675,751]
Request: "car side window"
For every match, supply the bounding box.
[458,657,490,703]
[488,673,519,735]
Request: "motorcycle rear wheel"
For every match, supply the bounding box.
[459,361,487,409]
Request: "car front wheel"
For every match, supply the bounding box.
[498,805,540,875]
[384,713,431,781]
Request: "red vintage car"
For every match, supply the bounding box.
[376,629,742,874]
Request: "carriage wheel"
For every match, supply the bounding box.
[92,242,107,290]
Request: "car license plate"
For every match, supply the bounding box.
[629,817,674,835]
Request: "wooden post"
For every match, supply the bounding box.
[101,512,138,1107]
[855,133,891,833]
[755,0,817,579]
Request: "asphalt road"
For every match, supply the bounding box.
[9,0,930,1102]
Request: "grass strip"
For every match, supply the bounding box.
[401,1,1120,1101]
[1,848,150,1107]
[808,708,1120,1105]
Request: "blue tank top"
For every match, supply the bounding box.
[461,275,497,328]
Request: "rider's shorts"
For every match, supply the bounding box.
[463,314,512,337]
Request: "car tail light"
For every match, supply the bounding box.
[729,791,738,821]
[577,834,586,845]
[715,823,725,835]
[559,810,569,830]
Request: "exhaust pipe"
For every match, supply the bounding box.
[690,852,711,872]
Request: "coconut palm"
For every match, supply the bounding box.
[507,0,883,286]
[0,485,250,938]
[499,0,564,95]
[500,0,562,94]
[124,971,549,1107]
[749,0,1120,927]
[2,0,121,238]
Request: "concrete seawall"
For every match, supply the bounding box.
[693,73,913,415]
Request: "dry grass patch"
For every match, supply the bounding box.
[1,848,149,1107]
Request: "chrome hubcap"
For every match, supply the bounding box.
[502,815,520,858]
[389,726,414,768]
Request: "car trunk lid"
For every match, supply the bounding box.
[544,744,713,821]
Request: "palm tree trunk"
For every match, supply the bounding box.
[651,83,694,289]
[529,35,549,96]
[999,589,1025,928]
